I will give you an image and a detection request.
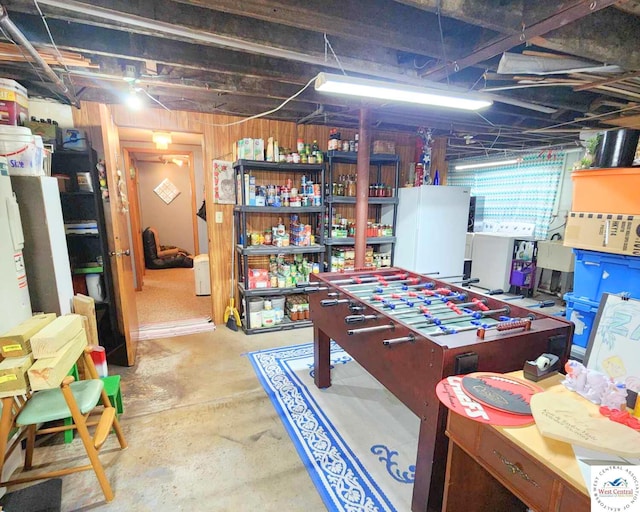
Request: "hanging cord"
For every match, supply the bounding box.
[32,0,77,98]
[436,0,450,85]
[323,33,347,75]
[137,86,171,111]
[33,0,68,72]
[192,74,318,128]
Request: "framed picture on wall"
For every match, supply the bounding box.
[585,293,640,404]
[213,160,234,204]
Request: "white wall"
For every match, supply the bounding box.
[138,160,195,255]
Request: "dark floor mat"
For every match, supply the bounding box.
[0,478,62,512]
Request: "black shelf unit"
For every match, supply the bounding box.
[233,159,325,334]
[325,150,400,270]
[53,149,123,361]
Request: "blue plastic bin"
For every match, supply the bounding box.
[563,292,601,348]
[572,249,640,302]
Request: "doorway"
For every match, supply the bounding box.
[117,127,213,337]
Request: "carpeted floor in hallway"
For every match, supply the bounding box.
[135,267,212,325]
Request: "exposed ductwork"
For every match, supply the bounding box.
[0,4,78,107]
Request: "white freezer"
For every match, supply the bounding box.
[394,186,471,278]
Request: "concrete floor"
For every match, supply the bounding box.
[8,289,566,512]
[12,326,326,512]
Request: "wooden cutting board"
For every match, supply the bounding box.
[530,392,640,457]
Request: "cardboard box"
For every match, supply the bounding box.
[0,354,33,397]
[31,314,84,359]
[237,138,254,160]
[24,120,60,146]
[253,138,264,161]
[564,212,640,256]
[0,313,57,358]
[372,140,395,154]
[0,79,28,126]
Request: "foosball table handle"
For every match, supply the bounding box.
[321,298,350,307]
[345,314,377,324]
[347,323,395,336]
[383,334,415,346]
[476,319,532,340]
[348,303,365,313]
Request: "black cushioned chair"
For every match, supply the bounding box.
[142,227,193,269]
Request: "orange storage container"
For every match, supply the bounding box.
[571,167,640,214]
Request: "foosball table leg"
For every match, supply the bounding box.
[314,326,331,388]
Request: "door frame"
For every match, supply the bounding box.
[122,147,198,290]
[98,104,138,366]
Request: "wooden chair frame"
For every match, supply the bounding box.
[0,348,127,502]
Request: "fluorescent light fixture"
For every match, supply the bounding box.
[152,131,172,150]
[454,158,521,171]
[314,72,492,111]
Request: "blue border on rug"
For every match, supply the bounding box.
[248,342,397,512]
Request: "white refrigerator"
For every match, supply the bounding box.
[393,186,471,277]
[0,174,32,333]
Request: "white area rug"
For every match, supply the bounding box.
[248,342,419,512]
[135,316,215,341]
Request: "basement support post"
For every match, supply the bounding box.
[354,107,370,269]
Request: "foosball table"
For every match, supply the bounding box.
[308,267,574,512]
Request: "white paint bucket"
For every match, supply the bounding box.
[0,126,44,176]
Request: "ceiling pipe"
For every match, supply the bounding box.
[0,5,79,107]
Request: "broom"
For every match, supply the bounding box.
[224,221,241,330]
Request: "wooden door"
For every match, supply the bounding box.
[99,104,138,366]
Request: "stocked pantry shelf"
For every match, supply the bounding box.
[326,196,398,205]
[324,236,397,246]
[234,157,325,334]
[242,318,313,335]
[326,151,398,164]
[236,243,325,255]
[238,283,317,297]
[234,205,324,213]
[325,150,400,272]
[234,159,323,172]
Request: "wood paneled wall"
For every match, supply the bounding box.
[73,101,427,326]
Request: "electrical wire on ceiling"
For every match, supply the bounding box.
[323,34,347,76]
[136,86,171,111]
[33,0,68,73]
[525,102,640,133]
[191,74,318,128]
